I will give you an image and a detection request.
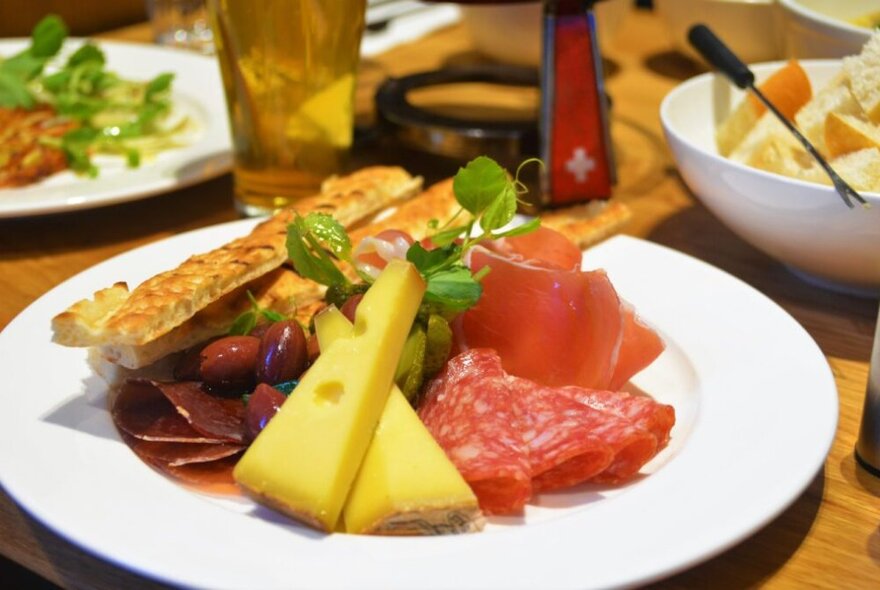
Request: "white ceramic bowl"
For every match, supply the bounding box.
[779,0,875,58]
[459,0,630,67]
[654,0,781,64]
[660,60,880,295]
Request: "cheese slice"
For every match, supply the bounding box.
[315,307,483,535]
[233,260,425,532]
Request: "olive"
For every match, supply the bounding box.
[199,335,260,391]
[245,383,288,441]
[256,320,308,385]
[340,293,364,323]
[306,332,321,363]
[173,342,207,381]
[248,322,272,339]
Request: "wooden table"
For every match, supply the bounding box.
[1,9,878,590]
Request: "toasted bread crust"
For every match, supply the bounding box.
[52,167,422,349]
[540,200,632,249]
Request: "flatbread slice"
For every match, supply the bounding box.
[52,166,421,348]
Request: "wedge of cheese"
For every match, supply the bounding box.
[233,260,424,532]
[314,307,483,535]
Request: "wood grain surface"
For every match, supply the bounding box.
[0,8,878,590]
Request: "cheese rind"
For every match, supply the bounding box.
[315,307,483,536]
[233,260,425,532]
[343,387,483,535]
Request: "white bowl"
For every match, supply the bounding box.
[654,0,782,64]
[459,0,630,67]
[660,60,880,295]
[779,0,874,58]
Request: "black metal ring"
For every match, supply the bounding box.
[375,65,540,161]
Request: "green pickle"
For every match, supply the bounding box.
[394,325,427,401]
[424,314,453,379]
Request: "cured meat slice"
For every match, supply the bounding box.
[486,226,583,271]
[458,246,624,389]
[120,432,244,467]
[607,303,665,391]
[113,379,228,443]
[557,386,676,449]
[507,376,658,488]
[418,349,531,515]
[149,380,247,443]
[505,376,613,491]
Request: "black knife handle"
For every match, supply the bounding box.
[687,24,755,89]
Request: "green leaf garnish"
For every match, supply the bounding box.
[286,215,350,287]
[228,291,288,335]
[423,267,483,311]
[66,43,105,68]
[452,156,510,216]
[30,15,67,59]
[0,71,35,108]
[492,216,541,238]
[145,72,174,101]
[303,213,353,262]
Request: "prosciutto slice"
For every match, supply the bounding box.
[459,247,624,388]
[457,230,665,391]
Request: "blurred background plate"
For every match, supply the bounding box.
[0,39,231,218]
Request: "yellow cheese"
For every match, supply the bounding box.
[233,260,424,532]
[315,307,483,535]
[344,388,484,535]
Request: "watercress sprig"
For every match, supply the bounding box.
[284,156,542,316]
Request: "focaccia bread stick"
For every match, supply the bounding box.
[52,166,422,349]
[540,200,631,250]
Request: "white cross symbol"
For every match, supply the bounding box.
[565,147,596,183]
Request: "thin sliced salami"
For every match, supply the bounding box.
[557,386,675,449]
[418,349,531,515]
[505,376,614,491]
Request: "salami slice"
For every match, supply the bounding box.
[505,376,614,491]
[557,386,675,449]
[113,379,228,443]
[418,349,531,515]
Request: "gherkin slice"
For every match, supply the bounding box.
[424,314,453,379]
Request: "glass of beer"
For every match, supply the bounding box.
[208,0,367,216]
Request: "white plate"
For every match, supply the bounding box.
[0,39,232,218]
[0,224,837,589]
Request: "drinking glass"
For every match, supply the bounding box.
[207,0,367,216]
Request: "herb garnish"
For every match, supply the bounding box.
[0,15,185,176]
[229,291,287,336]
[285,156,541,316]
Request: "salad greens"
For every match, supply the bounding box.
[286,155,541,316]
[0,14,186,176]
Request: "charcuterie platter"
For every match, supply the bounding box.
[0,176,836,588]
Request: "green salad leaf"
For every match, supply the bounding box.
[0,15,185,176]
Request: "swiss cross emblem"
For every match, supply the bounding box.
[564,147,596,183]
